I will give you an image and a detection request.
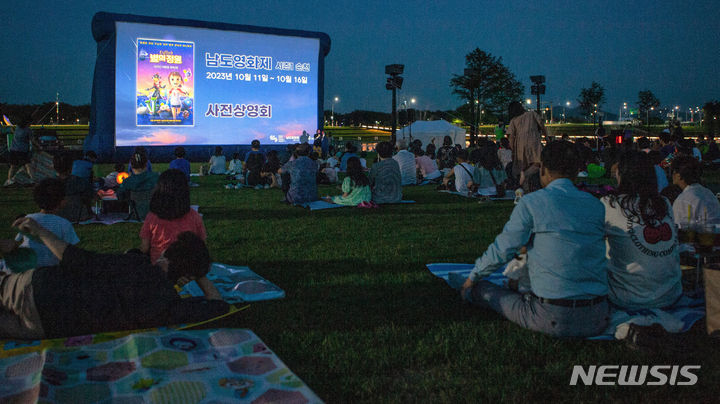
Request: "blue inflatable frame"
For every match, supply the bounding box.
[86,12,331,162]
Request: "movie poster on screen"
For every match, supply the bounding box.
[136,38,194,126]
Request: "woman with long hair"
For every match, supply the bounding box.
[328,157,371,206]
[602,151,682,310]
[139,169,206,264]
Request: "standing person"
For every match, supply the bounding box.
[278,143,318,204]
[139,169,206,264]
[393,139,417,185]
[506,101,545,193]
[5,116,35,186]
[319,130,329,158]
[369,141,402,204]
[602,152,682,310]
[494,119,505,141]
[208,146,227,175]
[459,141,609,338]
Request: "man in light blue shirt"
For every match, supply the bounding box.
[460,140,609,337]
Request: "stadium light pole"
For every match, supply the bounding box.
[331,97,339,126]
[564,101,570,123]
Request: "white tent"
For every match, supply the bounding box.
[397,119,467,147]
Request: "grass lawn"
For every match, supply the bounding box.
[1,163,719,402]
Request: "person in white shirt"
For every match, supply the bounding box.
[443,149,475,194]
[326,153,340,169]
[227,152,242,175]
[392,139,417,185]
[208,146,227,175]
[12,178,80,268]
[671,155,720,224]
[603,152,682,310]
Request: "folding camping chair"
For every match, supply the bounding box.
[125,189,153,221]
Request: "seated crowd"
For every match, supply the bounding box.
[1,113,718,341]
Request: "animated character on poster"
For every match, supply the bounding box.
[144,73,165,115]
[167,71,189,121]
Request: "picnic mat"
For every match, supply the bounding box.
[179,263,285,304]
[438,189,514,200]
[0,328,321,403]
[427,263,705,340]
[80,205,201,225]
[297,200,416,211]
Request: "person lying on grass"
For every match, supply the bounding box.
[0,219,226,340]
[324,157,371,206]
[460,140,610,338]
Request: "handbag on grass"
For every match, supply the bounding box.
[488,169,506,197]
[705,266,720,337]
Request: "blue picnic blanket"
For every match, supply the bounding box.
[180,263,285,304]
[426,263,705,340]
[297,200,416,211]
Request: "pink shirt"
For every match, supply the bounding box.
[415,155,439,176]
[140,209,207,263]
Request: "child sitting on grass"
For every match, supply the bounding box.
[169,146,191,182]
[227,152,242,176]
[117,152,159,220]
[103,163,126,189]
[139,169,206,264]
[442,149,476,194]
[12,178,80,268]
[71,150,98,185]
[53,153,94,222]
[327,157,372,206]
[261,150,282,188]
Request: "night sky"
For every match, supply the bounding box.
[2,0,718,116]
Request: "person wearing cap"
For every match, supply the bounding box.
[459,140,609,338]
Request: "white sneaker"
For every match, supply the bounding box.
[264,184,270,189]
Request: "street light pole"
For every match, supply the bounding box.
[331,97,339,126]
